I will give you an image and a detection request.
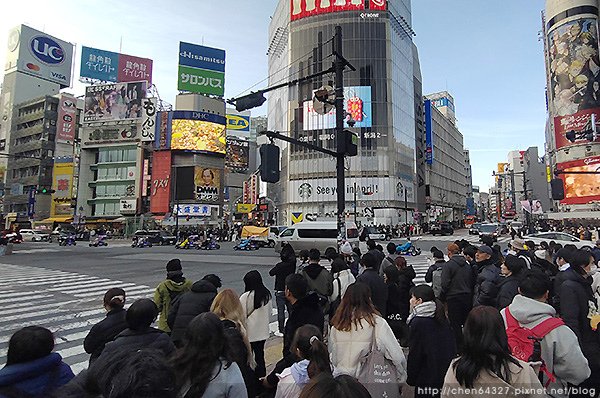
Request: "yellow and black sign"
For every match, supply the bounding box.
[291,212,303,225]
[236,204,256,214]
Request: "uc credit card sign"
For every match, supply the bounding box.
[178,42,225,96]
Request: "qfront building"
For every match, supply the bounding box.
[267,0,419,225]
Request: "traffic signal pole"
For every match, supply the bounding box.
[334,26,346,238]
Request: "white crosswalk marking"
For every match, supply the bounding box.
[0,263,155,374]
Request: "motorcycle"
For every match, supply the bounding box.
[175,235,199,250]
[396,238,422,256]
[132,236,153,248]
[234,238,259,251]
[59,234,77,246]
[89,235,108,247]
[199,238,220,250]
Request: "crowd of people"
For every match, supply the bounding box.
[1,236,599,398]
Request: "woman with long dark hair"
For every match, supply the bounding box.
[407,285,456,398]
[275,324,332,398]
[170,312,247,398]
[240,270,272,378]
[442,306,542,397]
[383,265,411,345]
[329,282,406,389]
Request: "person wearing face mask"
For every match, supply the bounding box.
[560,249,600,397]
[495,255,525,310]
[551,247,576,313]
[406,285,456,398]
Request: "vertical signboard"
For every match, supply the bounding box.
[51,161,74,216]
[424,99,434,165]
[243,175,258,204]
[80,46,119,82]
[56,94,77,143]
[150,151,172,214]
[178,42,226,96]
[141,97,157,142]
[155,111,171,150]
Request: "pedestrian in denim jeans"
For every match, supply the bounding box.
[270,245,297,336]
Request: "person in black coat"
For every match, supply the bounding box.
[495,255,525,310]
[264,273,324,389]
[269,245,296,336]
[383,265,411,346]
[472,246,501,307]
[221,319,259,398]
[407,285,456,398]
[83,288,128,364]
[560,249,600,396]
[167,279,218,345]
[356,252,389,316]
[100,299,175,359]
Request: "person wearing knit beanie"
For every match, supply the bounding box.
[154,258,192,333]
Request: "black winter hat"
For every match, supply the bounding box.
[166,259,182,272]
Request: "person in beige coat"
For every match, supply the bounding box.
[442,306,544,398]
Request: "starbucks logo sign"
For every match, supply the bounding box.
[298,183,312,199]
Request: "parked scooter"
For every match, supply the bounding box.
[175,235,199,250]
[132,236,153,248]
[59,234,77,246]
[89,235,108,247]
[199,237,220,250]
[396,237,421,256]
[234,238,259,251]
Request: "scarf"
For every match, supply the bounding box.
[407,301,437,325]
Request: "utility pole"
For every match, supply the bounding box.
[334,25,346,238]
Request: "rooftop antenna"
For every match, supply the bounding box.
[119,36,123,53]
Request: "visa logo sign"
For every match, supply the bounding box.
[226,114,250,131]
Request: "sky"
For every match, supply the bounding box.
[0,0,547,193]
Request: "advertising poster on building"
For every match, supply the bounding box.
[81,125,139,147]
[291,0,365,21]
[174,204,217,217]
[6,25,74,87]
[118,53,153,84]
[194,167,222,204]
[303,86,372,130]
[141,97,157,142]
[288,177,413,203]
[83,81,147,122]
[226,113,251,132]
[170,110,226,154]
[178,42,225,96]
[80,46,153,84]
[56,94,77,143]
[557,156,600,204]
[243,175,258,204]
[150,151,171,214]
[369,0,387,11]
[424,99,434,165]
[225,137,249,173]
[51,161,74,216]
[553,108,600,149]
[155,111,171,150]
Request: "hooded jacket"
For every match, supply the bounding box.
[301,263,333,298]
[153,277,192,332]
[440,255,475,301]
[501,295,591,398]
[100,327,175,359]
[472,259,501,307]
[0,353,74,397]
[83,307,128,363]
[357,268,389,316]
[495,275,520,310]
[168,280,217,344]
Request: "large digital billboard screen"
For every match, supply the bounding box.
[84,81,146,122]
[226,137,249,173]
[291,0,365,21]
[170,111,226,154]
[557,156,600,204]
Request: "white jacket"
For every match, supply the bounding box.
[240,291,271,343]
[329,314,407,383]
[330,269,356,302]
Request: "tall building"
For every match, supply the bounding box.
[464,149,475,216]
[267,0,418,225]
[543,0,600,216]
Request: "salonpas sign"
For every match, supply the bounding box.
[288,178,414,203]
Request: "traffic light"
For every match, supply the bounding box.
[497,176,503,189]
[36,187,55,194]
[260,144,280,183]
[235,92,266,112]
[550,179,565,200]
[338,130,358,157]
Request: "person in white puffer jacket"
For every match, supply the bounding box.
[330,257,356,304]
[328,282,407,384]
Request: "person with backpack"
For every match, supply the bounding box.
[340,242,359,277]
[301,249,334,314]
[380,242,399,276]
[501,270,590,398]
[407,285,456,398]
[472,245,501,308]
[366,239,385,272]
[357,252,389,316]
[496,255,525,310]
[425,249,446,299]
[153,258,192,334]
[509,239,536,270]
[559,249,600,397]
[329,257,356,320]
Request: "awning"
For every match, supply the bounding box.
[40,216,73,223]
[113,217,127,222]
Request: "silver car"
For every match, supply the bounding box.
[523,232,594,250]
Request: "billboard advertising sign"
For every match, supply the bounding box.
[178,42,225,96]
[225,137,249,173]
[424,100,434,165]
[547,18,600,118]
[243,175,259,204]
[150,151,171,214]
[155,111,171,150]
[80,46,119,82]
[56,94,77,143]
[194,167,222,204]
[118,53,153,84]
[303,86,372,130]
[81,125,139,147]
[557,156,600,204]
[83,81,147,122]
[226,114,251,132]
[291,0,365,21]
[6,25,74,87]
[174,204,217,217]
[141,97,157,142]
[51,161,74,216]
[170,110,226,154]
[236,204,256,214]
[553,108,600,149]
[288,177,415,203]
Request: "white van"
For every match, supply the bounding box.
[274,221,359,254]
